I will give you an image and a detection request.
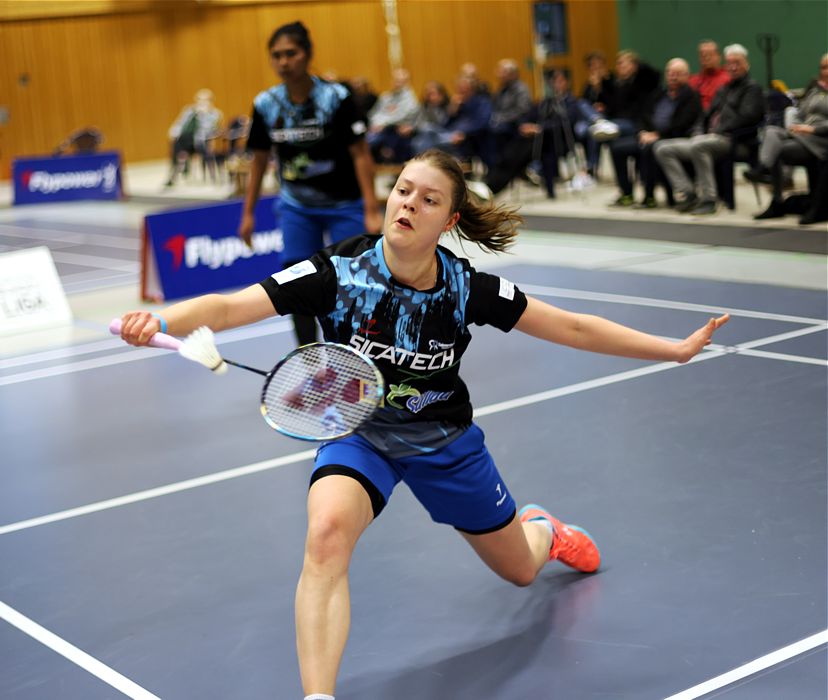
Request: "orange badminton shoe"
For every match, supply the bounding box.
[519,504,600,573]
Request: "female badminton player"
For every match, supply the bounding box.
[119,148,729,700]
[237,21,383,347]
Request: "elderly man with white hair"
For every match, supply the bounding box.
[608,57,702,208]
[653,43,765,215]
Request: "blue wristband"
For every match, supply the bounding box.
[151,313,168,334]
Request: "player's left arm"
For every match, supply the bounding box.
[515,296,729,364]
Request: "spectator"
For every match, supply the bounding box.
[485,69,580,198]
[460,62,492,96]
[238,21,382,346]
[588,50,661,143]
[689,40,730,111]
[608,58,702,207]
[653,43,765,215]
[367,68,420,163]
[488,59,533,163]
[415,75,492,163]
[164,88,223,187]
[348,76,378,116]
[746,53,828,220]
[405,80,451,157]
[577,51,614,177]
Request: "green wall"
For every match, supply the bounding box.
[616,0,827,89]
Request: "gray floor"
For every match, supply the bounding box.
[0,176,826,699]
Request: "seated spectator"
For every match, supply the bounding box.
[405,81,451,157]
[653,44,765,215]
[488,59,533,164]
[689,40,730,111]
[588,50,661,142]
[746,53,828,220]
[367,68,420,163]
[414,75,492,163]
[165,88,223,187]
[460,62,492,96]
[608,58,702,207]
[484,69,580,198]
[348,76,378,117]
[576,51,614,177]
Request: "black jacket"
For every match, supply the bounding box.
[640,84,702,138]
[604,63,662,122]
[705,74,765,135]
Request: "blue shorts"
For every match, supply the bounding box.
[277,197,365,264]
[313,424,517,534]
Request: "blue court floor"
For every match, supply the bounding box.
[0,197,826,700]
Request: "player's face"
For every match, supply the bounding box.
[269,36,310,83]
[384,161,460,255]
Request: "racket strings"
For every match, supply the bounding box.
[262,345,382,440]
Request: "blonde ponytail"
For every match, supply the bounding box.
[408,149,523,253]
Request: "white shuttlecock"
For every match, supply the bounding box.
[179,326,228,375]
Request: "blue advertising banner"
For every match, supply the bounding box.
[12,151,123,205]
[142,195,283,301]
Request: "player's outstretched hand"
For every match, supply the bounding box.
[676,313,730,363]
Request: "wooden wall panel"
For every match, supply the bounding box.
[0,1,617,179]
[398,0,537,99]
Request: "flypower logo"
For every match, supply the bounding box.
[23,163,118,194]
[163,230,284,270]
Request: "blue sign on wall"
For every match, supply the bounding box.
[12,151,123,205]
[142,196,283,301]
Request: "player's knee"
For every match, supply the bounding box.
[304,511,356,571]
[502,563,538,588]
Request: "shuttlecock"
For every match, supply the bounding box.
[179,326,228,374]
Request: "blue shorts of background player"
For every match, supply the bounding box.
[277,197,365,265]
[313,424,517,533]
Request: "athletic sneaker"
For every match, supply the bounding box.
[588,119,620,142]
[519,504,600,573]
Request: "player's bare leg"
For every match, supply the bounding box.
[459,514,552,586]
[295,475,374,695]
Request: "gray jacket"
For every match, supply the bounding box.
[792,81,828,160]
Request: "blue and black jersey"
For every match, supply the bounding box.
[247,76,367,207]
[260,235,527,456]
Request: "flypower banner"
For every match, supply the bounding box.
[142,195,283,301]
[13,151,123,205]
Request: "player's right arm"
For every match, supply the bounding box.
[120,285,277,346]
[238,150,271,247]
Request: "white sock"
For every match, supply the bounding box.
[527,516,554,535]
[304,695,335,700]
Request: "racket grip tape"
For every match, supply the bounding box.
[108,318,183,351]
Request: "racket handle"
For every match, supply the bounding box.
[109,318,182,351]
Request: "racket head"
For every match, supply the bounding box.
[260,342,385,441]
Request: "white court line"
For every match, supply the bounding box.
[0,318,291,371]
[49,249,137,272]
[737,348,828,366]
[520,283,827,325]
[0,224,140,250]
[0,319,293,385]
[0,600,162,700]
[0,351,726,537]
[663,629,828,700]
[0,449,316,536]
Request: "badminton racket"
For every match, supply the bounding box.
[108,319,385,441]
